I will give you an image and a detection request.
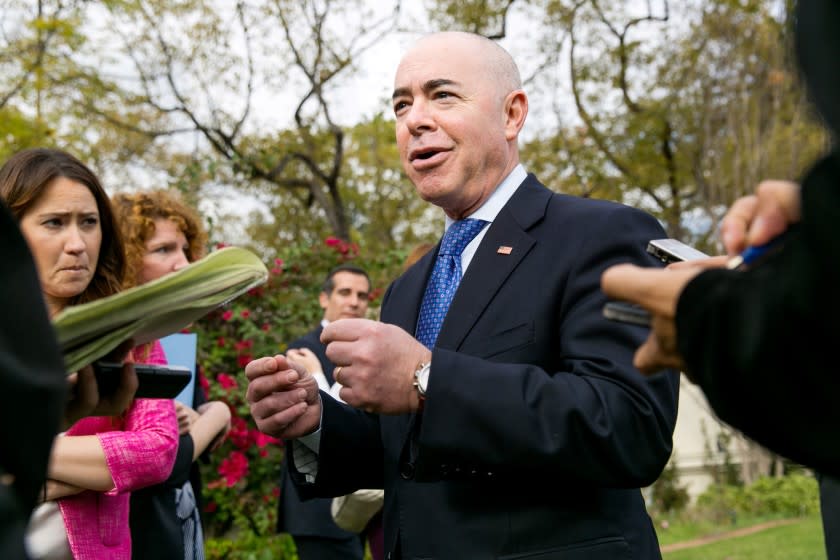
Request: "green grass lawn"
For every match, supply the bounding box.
[655,513,790,546]
[662,516,826,560]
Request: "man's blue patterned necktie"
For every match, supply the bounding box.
[416,218,488,348]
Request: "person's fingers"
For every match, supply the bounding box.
[721,195,757,255]
[250,400,308,436]
[666,255,729,271]
[747,180,801,247]
[246,370,301,403]
[601,265,690,317]
[633,336,662,374]
[244,356,284,381]
[633,318,685,374]
[321,318,366,344]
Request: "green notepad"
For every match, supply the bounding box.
[53,246,268,373]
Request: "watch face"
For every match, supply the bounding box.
[420,363,431,390]
[415,362,431,394]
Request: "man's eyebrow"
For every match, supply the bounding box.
[392,79,461,101]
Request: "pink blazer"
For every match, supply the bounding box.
[58,341,178,559]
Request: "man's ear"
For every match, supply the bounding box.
[319,291,330,310]
[503,90,528,141]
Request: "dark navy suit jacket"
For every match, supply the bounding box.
[292,176,679,559]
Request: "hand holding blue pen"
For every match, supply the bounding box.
[726,233,787,270]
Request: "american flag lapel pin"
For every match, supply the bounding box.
[497,245,513,255]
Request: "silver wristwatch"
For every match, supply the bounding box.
[413,361,431,398]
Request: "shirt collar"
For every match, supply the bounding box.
[444,164,527,230]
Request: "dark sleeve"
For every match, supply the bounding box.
[676,154,840,476]
[162,433,196,487]
[412,205,679,488]
[0,201,66,512]
[289,391,384,499]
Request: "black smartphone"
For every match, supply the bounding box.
[602,301,651,327]
[93,362,191,400]
[646,238,709,264]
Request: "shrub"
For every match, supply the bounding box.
[696,473,819,522]
[192,237,406,544]
[650,458,691,514]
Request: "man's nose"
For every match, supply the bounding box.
[404,98,435,135]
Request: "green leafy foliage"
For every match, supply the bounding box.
[650,458,691,514]
[191,236,406,541]
[696,473,819,522]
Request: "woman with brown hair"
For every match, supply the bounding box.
[0,148,178,560]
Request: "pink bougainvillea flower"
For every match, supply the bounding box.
[218,451,249,487]
[228,417,250,449]
[324,236,340,247]
[253,430,279,448]
[234,340,253,351]
[217,373,238,390]
[221,310,234,321]
[236,354,253,368]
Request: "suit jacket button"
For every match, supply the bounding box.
[400,462,416,480]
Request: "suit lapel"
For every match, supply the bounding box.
[437,175,551,351]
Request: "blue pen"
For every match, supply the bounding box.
[726,234,786,270]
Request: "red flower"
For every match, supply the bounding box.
[199,373,210,392]
[324,236,341,247]
[218,451,249,487]
[253,430,279,448]
[274,258,284,267]
[221,310,234,321]
[240,309,251,319]
[237,353,253,368]
[247,287,264,297]
[261,322,271,332]
[229,417,250,449]
[217,373,238,390]
[234,340,253,351]
[216,337,226,348]
[215,242,228,250]
[259,449,269,458]
[272,487,280,498]
[204,501,218,513]
[368,287,384,303]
